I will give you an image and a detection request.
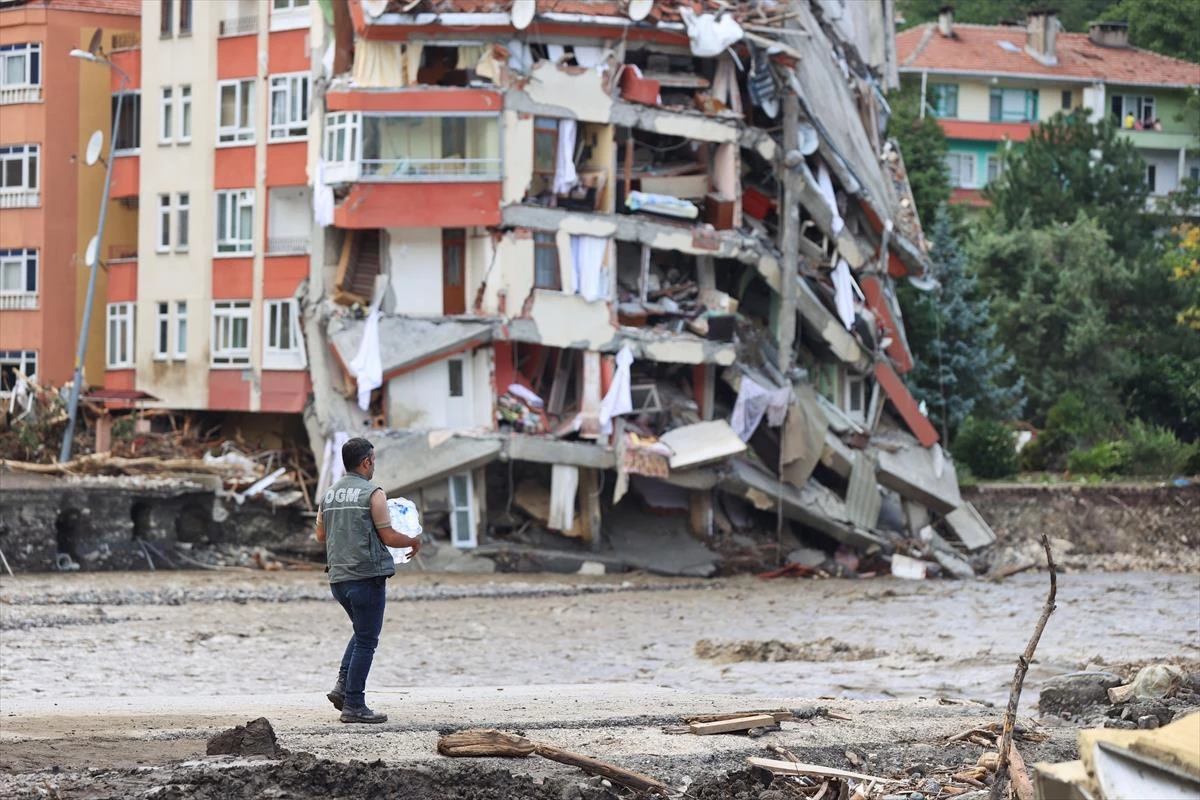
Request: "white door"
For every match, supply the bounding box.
[448,472,477,548]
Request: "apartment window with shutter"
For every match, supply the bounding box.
[212,301,251,366]
[112,91,140,151]
[178,0,192,34]
[0,144,38,203]
[944,152,977,189]
[989,88,1037,122]
[215,189,254,254]
[217,79,255,144]
[533,232,560,289]
[155,302,170,360]
[160,0,173,36]
[269,73,309,140]
[263,298,305,369]
[0,249,37,302]
[0,43,41,95]
[930,83,958,118]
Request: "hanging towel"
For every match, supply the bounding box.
[548,465,579,531]
[570,235,608,301]
[599,345,634,435]
[348,310,383,411]
[553,118,579,195]
[831,259,856,331]
[730,376,791,441]
[313,160,335,227]
[816,162,845,236]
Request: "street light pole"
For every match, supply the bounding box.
[59,50,131,464]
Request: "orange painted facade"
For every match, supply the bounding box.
[216,33,257,79]
[214,146,255,190]
[265,142,307,186]
[263,256,308,298]
[267,29,309,74]
[110,47,139,90]
[333,182,503,229]
[106,262,138,303]
[212,258,254,299]
[261,370,310,412]
[109,154,139,199]
[208,369,251,411]
[104,369,135,391]
[0,5,139,387]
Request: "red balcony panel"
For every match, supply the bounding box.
[950,188,990,207]
[326,88,502,113]
[104,369,135,391]
[261,370,311,413]
[268,29,309,74]
[107,261,137,303]
[859,275,913,374]
[213,258,254,299]
[266,141,307,186]
[218,34,258,79]
[110,155,139,199]
[333,182,501,229]
[110,47,141,91]
[209,369,251,411]
[263,255,308,298]
[939,119,1035,143]
[874,362,939,447]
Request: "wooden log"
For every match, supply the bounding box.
[1007,742,1035,800]
[533,743,670,795]
[437,730,535,758]
[746,757,892,784]
[686,709,794,724]
[1107,683,1136,704]
[689,714,777,735]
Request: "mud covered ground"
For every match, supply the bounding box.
[2,570,1198,798]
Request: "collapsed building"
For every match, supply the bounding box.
[303,0,996,575]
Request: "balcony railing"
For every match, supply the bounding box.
[112,31,141,50]
[219,15,258,36]
[0,190,39,209]
[0,85,42,105]
[109,245,138,261]
[0,294,38,311]
[359,158,503,182]
[266,236,310,255]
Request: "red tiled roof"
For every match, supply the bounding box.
[14,0,142,15]
[897,23,1200,88]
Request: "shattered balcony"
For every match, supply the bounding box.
[302,0,994,576]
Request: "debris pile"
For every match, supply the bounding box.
[206,717,283,758]
[1039,663,1200,730]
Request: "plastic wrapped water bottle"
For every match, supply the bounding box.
[385,497,422,564]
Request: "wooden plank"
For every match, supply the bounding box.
[746,757,894,784]
[686,710,794,724]
[690,714,776,735]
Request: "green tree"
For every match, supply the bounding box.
[1100,0,1200,62]
[904,207,1024,440]
[885,87,951,226]
[983,110,1152,259]
[898,0,1116,32]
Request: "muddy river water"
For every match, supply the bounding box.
[2,570,1197,708]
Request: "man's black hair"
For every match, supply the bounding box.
[342,437,374,471]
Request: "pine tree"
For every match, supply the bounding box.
[904,206,1024,440]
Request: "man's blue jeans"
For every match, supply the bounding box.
[330,576,387,711]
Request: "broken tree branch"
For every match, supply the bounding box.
[990,534,1056,800]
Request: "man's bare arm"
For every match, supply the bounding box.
[369,489,421,552]
[314,507,326,543]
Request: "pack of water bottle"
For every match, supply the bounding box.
[385,497,422,564]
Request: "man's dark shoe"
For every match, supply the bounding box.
[340,706,388,724]
[327,673,346,711]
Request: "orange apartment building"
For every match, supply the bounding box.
[0,0,140,396]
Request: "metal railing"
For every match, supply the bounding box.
[0,294,38,311]
[112,31,141,50]
[108,245,138,261]
[266,236,310,255]
[219,15,258,37]
[0,86,42,105]
[358,158,502,182]
[0,190,39,209]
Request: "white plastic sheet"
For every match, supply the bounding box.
[385,497,422,564]
[816,162,845,236]
[553,119,578,195]
[599,345,634,435]
[730,376,792,442]
[348,309,383,411]
[313,160,334,227]
[831,259,856,331]
[570,235,608,301]
[679,7,744,57]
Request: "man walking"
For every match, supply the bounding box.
[315,437,421,723]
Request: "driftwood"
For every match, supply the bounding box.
[689,714,777,735]
[437,730,669,795]
[685,709,794,724]
[990,534,1057,800]
[746,757,894,784]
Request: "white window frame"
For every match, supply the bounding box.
[0,350,38,395]
[154,301,170,360]
[156,194,171,252]
[986,154,1004,184]
[215,189,254,255]
[843,373,867,424]
[263,298,306,370]
[112,91,141,153]
[176,192,189,252]
[944,152,977,189]
[0,248,37,303]
[174,300,188,359]
[270,0,311,31]
[178,84,192,143]
[269,72,309,140]
[322,112,361,182]
[448,472,478,548]
[106,302,135,368]
[211,300,252,366]
[0,144,39,204]
[0,43,42,103]
[217,79,255,145]
[159,86,174,143]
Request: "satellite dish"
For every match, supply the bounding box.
[798,123,819,156]
[362,0,387,18]
[85,131,103,166]
[511,0,534,30]
[85,235,100,268]
[627,0,653,21]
